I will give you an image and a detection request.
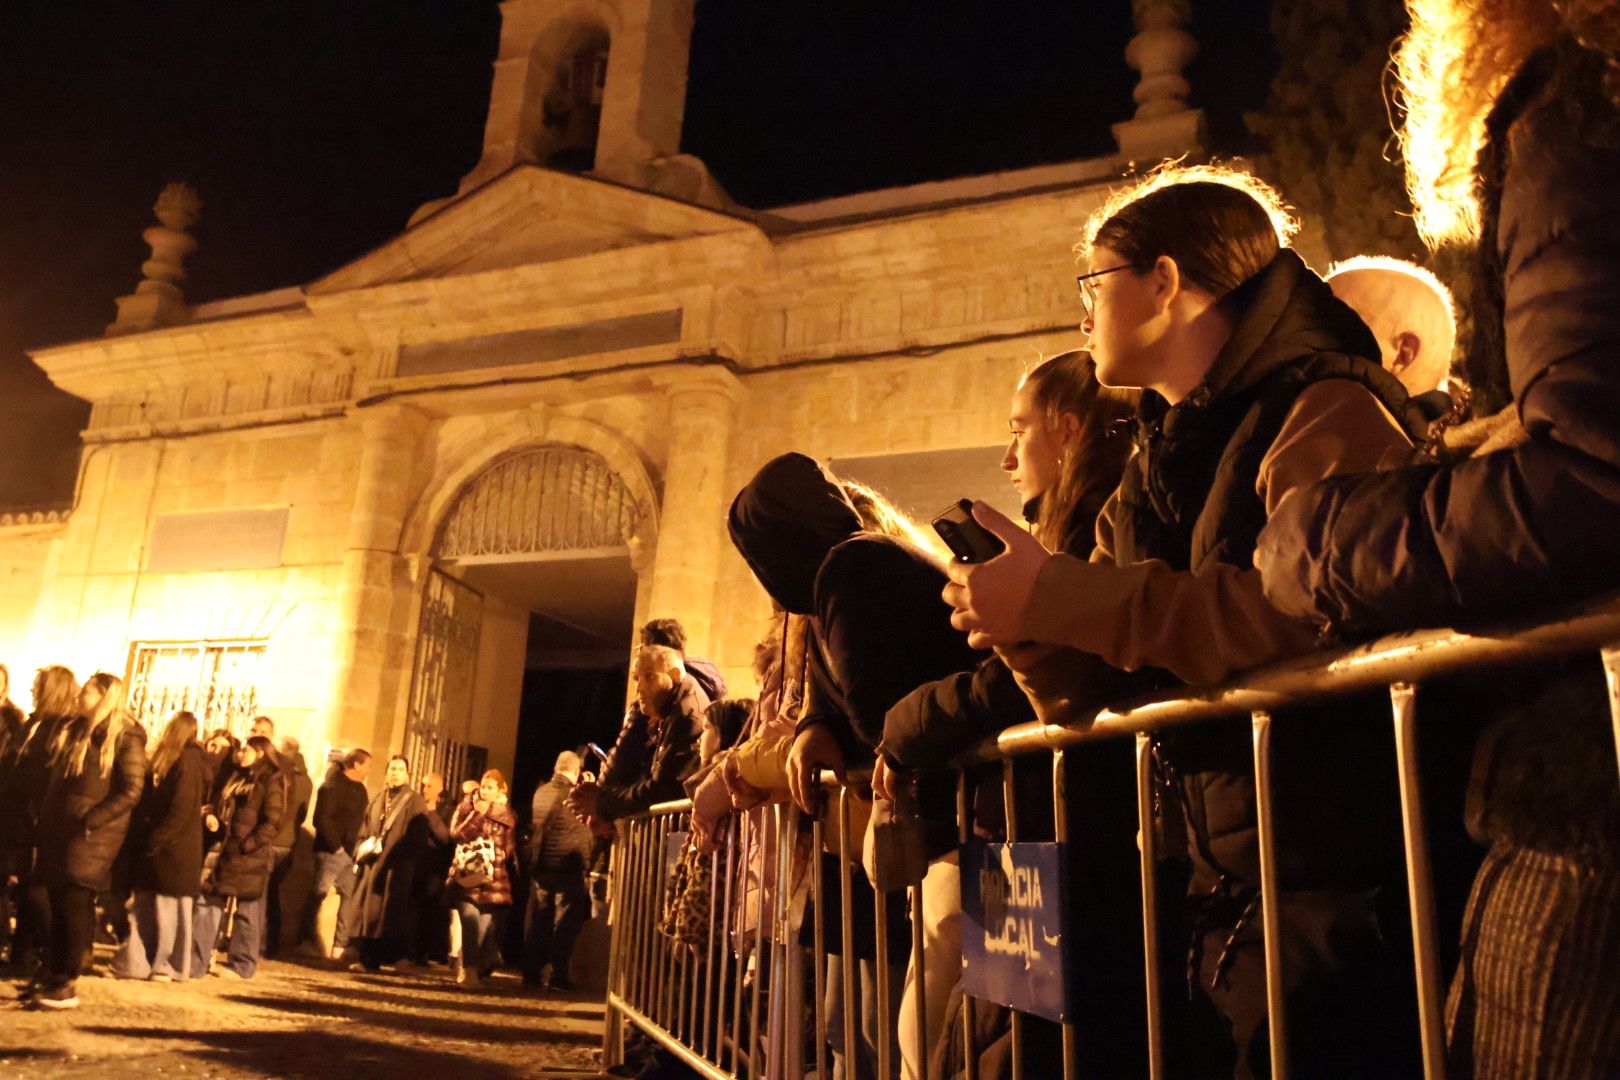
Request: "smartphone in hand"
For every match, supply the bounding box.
[931,499,1006,564]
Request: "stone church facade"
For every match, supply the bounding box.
[0,0,1206,780]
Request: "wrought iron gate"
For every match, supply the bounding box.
[402,568,484,786]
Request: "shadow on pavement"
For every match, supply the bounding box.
[77,1026,531,1080]
[309,981,605,1020]
[219,993,601,1048]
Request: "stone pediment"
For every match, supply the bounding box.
[308,165,759,296]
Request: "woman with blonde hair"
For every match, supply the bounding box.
[0,665,78,979]
[29,672,147,1009]
[1255,2,1620,1075]
[116,711,205,982]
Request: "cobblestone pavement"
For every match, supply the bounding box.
[0,952,605,1080]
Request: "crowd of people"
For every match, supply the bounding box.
[2,2,1618,1078]
[0,669,623,1011]
[600,5,1620,1079]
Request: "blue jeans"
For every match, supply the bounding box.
[456,900,508,975]
[306,850,355,950]
[192,892,265,979]
[116,892,194,981]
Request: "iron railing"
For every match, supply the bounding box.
[600,593,1620,1080]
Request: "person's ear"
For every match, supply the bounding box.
[1391,331,1421,373]
[1055,409,1083,452]
[1152,255,1181,314]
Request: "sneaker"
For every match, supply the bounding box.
[213,968,243,980]
[31,984,79,1011]
[149,972,173,983]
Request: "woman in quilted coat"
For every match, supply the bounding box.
[448,768,518,988]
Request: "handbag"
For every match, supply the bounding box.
[452,834,498,889]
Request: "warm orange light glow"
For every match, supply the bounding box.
[1396,1,1493,247]
[1076,160,1300,263]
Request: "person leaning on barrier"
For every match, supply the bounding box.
[943,165,1432,1077]
[639,617,729,705]
[569,644,707,827]
[1256,3,1620,1075]
[729,454,984,1080]
[879,351,1145,1077]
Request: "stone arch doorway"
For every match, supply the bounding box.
[403,444,646,791]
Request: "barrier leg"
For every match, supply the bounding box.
[837,788,859,1077]
[1603,646,1620,790]
[955,771,976,1080]
[1002,759,1021,1080]
[1052,751,1080,1080]
[1251,711,1289,1080]
[1391,683,1448,1080]
[813,814,829,1080]
[1134,733,1165,1080]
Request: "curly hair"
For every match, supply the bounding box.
[1393,0,1620,246]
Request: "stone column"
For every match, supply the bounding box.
[323,406,431,755]
[1112,0,1207,162]
[643,370,744,657]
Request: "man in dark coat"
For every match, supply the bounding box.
[523,750,594,989]
[343,754,430,972]
[264,736,312,957]
[304,747,369,958]
[569,646,706,825]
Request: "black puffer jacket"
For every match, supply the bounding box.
[36,719,149,891]
[274,753,312,850]
[529,774,593,876]
[132,743,206,897]
[210,756,287,900]
[0,711,75,858]
[1258,39,1620,637]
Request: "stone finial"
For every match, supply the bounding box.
[107,182,202,336]
[1113,0,1208,162]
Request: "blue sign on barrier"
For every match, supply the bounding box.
[958,840,1070,1023]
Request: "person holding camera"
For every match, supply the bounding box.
[447,769,517,989]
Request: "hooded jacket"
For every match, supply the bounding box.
[729,453,984,758]
[274,751,312,850]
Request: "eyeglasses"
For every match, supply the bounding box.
[1075,264,1132,322]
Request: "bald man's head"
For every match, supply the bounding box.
[1327,256,1457,396]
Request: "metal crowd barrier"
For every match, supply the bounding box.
[602,594,1620,1080]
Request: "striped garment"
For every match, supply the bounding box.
[1447,843,1620,1078]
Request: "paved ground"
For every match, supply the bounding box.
[0,951,606,1080]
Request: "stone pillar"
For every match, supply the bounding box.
[323,406,431,755]
[107,183,202,335]
[1112,0,1207,162]
[643,371,743,656]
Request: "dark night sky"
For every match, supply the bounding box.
[0,0,1275,508]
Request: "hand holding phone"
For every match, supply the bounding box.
[931,499,1006,564]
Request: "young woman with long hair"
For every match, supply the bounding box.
[0,666,78,977]
[28,673,147,1010]
[116,711,205,982]
[190,734,285,980]
[1253,3,1620,1075]
[944,166,1432,1074]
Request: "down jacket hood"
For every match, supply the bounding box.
[728,453,863,614]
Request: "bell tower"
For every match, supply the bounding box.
[449,0,729,208]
